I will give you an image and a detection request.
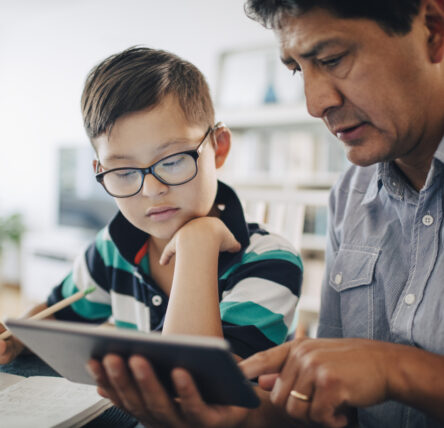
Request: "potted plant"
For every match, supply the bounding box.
[0,213,25,287]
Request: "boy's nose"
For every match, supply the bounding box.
[140,173,168,197]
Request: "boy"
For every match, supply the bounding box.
[0,47,302,363]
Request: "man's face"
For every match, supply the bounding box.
[93,95,219,242]
[276,7,436,167]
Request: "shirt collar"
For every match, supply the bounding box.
[361,167,382,205]
[107,180,250,267]
[433,134,444,164]
[365,134,444,204]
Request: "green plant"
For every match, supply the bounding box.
[0,213,25,253]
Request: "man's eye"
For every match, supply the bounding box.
[291,65,302,76]
[319,53,346,69]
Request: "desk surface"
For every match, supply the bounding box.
[0,353,139,428]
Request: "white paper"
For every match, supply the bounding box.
[0,376,111,428]
[0,372,25,391]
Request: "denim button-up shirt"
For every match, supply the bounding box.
[317,137,444,428]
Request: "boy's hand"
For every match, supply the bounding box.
[87,354,250,428]
[0,324,25,364]
[160,217,241,265]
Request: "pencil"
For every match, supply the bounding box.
[0,286,96,341]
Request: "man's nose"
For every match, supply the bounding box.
[303,70,343,119]
[141,172,168,197]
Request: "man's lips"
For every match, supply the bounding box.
[333,122,368,142]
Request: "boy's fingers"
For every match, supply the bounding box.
[239,342,291,379]
[227,239,241,253]
[159,239,176,265]
[220,231,241,253]
[0,340,12,364]
[0,338,23,364]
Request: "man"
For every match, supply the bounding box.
[82,1,444,427]
[240,1,444,427]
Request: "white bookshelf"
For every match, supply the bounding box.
[217,104,321,129]
[216,103,347,331]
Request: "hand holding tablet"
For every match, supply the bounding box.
[5,318,259,408]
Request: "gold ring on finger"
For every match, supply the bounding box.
[290,389,311,402]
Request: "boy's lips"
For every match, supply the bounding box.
[146,206,179,221]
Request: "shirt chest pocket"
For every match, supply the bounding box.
[329,245,380,339]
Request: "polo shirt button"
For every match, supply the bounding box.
[404,293,415,305]
[422,214,434,226]
[152,295,162,306]
[334,273,343,285]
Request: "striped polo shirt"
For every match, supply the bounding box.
[47,181,303,358]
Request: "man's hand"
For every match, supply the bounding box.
[87,354,249,428]
[160,217,241,265]
[0,323,25,364]
[240,338,397,428]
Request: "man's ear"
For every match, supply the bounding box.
[425,0,444,63]
[92,159,99,173]
[213,124,231,169]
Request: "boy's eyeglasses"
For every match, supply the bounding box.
[95,122,222,198]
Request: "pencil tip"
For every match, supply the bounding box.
[84,286,96,295]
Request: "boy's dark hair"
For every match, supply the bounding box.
[244,0,421,35]
[81,46,215,140]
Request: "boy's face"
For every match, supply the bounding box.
[93,95,227,242]
[276,4,443,167]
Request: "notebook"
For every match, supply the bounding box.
[0,372,112,428]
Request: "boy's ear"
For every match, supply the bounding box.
[213,124,231,169]
[425,0,444,63]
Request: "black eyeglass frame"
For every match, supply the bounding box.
[95,122,222,198]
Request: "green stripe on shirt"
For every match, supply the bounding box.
[220,301,288,344]
[61,273,112,320]
[220,249,303,280]
[95,229,135,274]
[115,319,138,330]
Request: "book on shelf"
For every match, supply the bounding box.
[0,372,111,428]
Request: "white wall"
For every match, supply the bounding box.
[0,0,274,231]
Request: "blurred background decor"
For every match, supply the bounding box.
[0,0,350,335]
[0,213,25,288]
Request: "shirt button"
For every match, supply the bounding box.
[334,273,343,285]
[422,215,434,226]
[404,294,416,305]
[152,295,163,306]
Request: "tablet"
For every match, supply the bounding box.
[4,318,259,408]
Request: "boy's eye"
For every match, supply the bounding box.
[115,170,138,179]
[160,155,186,168]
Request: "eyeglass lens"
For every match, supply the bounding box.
[102,152,197,196]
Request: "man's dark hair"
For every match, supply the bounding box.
[81,46,215,140]
[244,0,422,35]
